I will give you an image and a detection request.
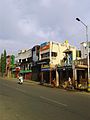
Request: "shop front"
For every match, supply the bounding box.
[57,65,73,86]
[74,67,87,90]
[74,59,88,90]
[41,64,56,84]
[20,70,32,80]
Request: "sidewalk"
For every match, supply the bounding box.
[0,76,40,85]
[0,76,90,94]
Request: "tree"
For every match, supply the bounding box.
[0,50,7,76]
[0,58,1,73]
[3,49,6,73]
[10,55,15,68]
[1,53,4,76]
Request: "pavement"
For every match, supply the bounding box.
[0,76,40,85]
[0,76,56,87]
[0,76,89,94]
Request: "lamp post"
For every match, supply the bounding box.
[76,18,90,91]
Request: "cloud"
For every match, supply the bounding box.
[0,0,90,54]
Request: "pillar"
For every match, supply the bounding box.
[56,69,59,87]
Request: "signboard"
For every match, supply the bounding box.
[40,42,50,52]
[40,42,48,47]
[41,64,50,69]
[41,68,50,72]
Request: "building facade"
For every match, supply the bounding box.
[15,49,32,80]
[32,45,40,81]
[73,41,90,90]
[38,41,77,86]
[80,42,90,59]
[57,41,77,86]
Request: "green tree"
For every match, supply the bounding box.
[0,50,7,76]
[1,53,4,76]
[11,55,15,68]
[3,49,6,73]
[0,58,1,73]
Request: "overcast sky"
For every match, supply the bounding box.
[0,0,90,54]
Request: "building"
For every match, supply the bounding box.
[73,58,88,89]
[57,41,77,86]
[32,45,40,81]
[73,41,90,90]
[15,49,32,80]
[80,42,90,59]
[38,40,76,86]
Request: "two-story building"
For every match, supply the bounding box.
[73,41,90,90]
[38,40,76,86]
[15,49,32,80]
[57,41,77,86]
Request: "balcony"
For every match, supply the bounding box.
[74,58,89,68]
[61,60,72,66]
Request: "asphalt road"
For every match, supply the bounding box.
[0,78,90,120]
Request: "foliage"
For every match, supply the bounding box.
[3,50,6,72]
[0,50,7,76]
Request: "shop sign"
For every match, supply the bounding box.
[40,42,50,52]
[40,42,48,47]
[41,68,50,72]
[41,64,49,69]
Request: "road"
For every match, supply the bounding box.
[0,78,90,120]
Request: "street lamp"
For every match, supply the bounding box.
[76,17,90,91]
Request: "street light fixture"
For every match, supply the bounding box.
[76,17,90,91]
[76,18,80,21]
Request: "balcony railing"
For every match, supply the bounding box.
[61,60,72,66]
[74,58,87,66]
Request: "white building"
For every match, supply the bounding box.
[15,49,32,80]
[15,49,32,64]
[39,41,76,67]
[39,40,77,85]
[80,42,90,59]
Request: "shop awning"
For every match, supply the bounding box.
[20,70,32,73]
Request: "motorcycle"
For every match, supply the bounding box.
[18,76,23,84]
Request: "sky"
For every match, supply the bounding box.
[0,0,90,55]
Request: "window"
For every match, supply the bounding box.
[51,52,57,57]
[89,42,90,48]
[76,50,81,57]
[19,59,21,62]
[41,52,50,58]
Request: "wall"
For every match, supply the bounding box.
[39,41,76,67]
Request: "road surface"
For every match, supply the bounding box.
[0,78,90,120]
